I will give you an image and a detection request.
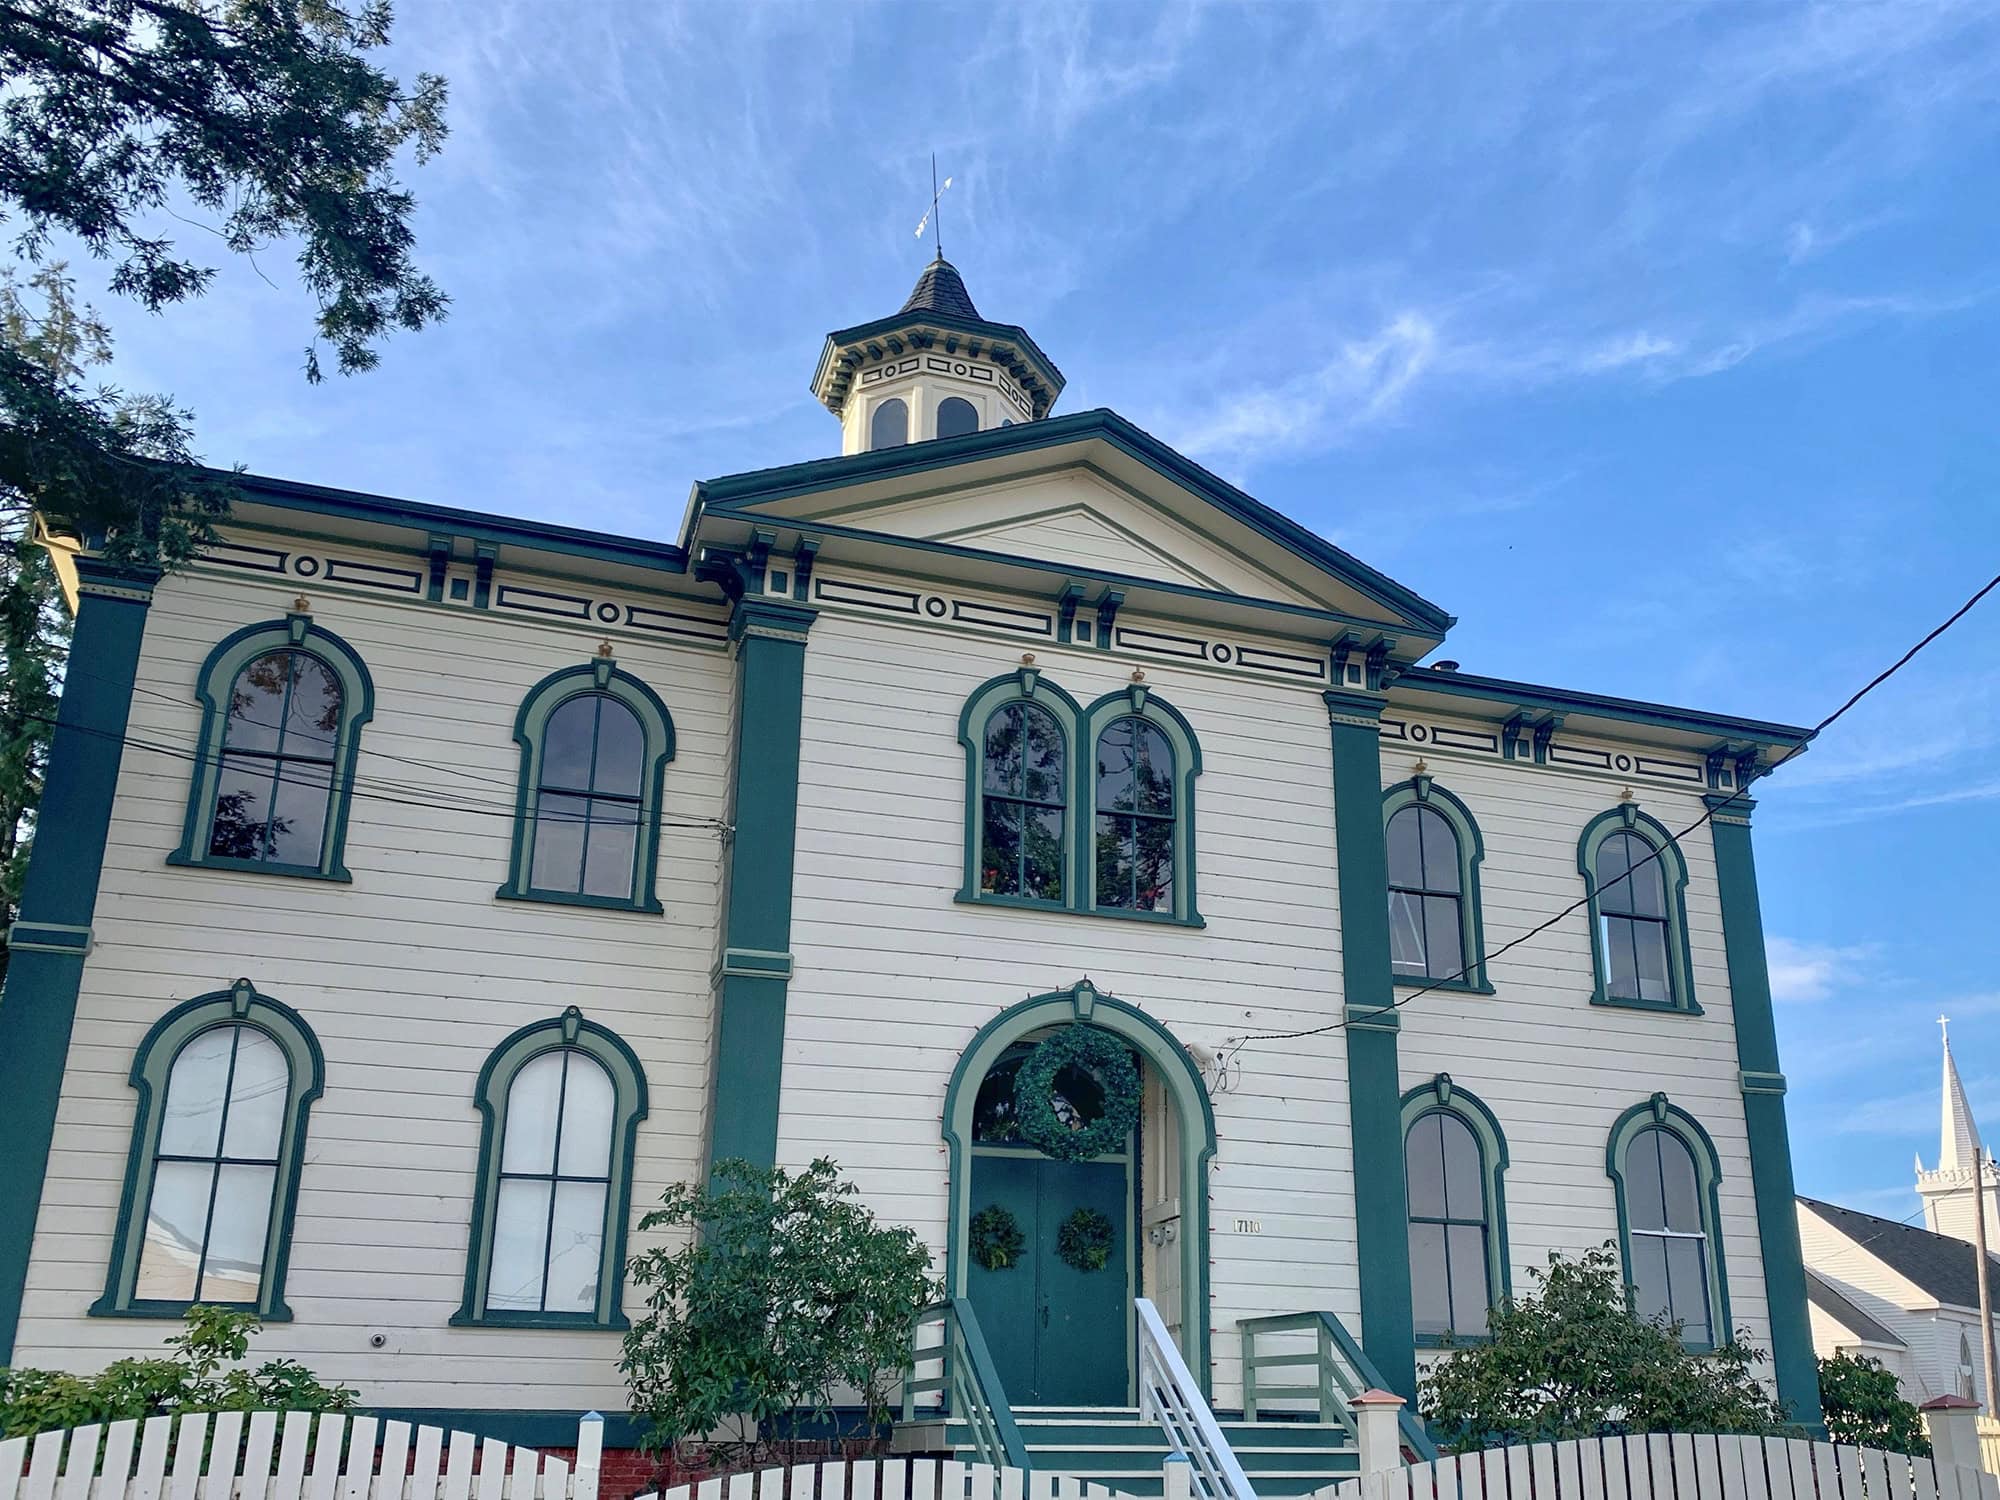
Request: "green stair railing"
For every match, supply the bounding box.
[1237,1312,1439,1464]
[902,1298,1030,1471]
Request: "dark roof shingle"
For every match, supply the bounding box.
[1804,1268,1905,1347]
[1800,1195,2000,1310]
[901,257,981,320]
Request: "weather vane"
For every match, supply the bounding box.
[915,152,953,260]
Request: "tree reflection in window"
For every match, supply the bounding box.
[1095,716,1175,912]
[981,702,1065,901]
[207,651,341,867]
[530,694,645,900]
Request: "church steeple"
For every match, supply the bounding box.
[1917,1022,1999,1246]
[810,255,1065,457]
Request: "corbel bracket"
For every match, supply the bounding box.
[426,533,452,604]
[792,536,821,604]
[1330,632,1364,688]
[1531,712,1565,765]
[1094,588,1125,649]
[1056,582,1085,645]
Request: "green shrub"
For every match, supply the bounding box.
[1817,1352,1929,1455]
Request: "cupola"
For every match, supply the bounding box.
[811,256,1066,456]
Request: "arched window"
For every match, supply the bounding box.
[1960,1331,1977,1399]
[1577,805,1699,1013]
[1082,687,1203,926]
[499,657,676,913]
[457,1008,648,1328]
[870,397,908,450]
[1607,1095,1729,1349]
[937,396,979,439]
[171,614,373,881]
[93,980,322,1320]
[957,669,1081,911]
[1401,1076,1509,1345]
[1383,779,1490,992]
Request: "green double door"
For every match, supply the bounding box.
[966,1151,1130,1406]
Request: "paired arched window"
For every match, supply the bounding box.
[457,1008,648,1328]
[957,672,1202,925]
[93,981,323,1320]
[1383,779,1489,992]
[870,397,909,450]
[1578,805,1698,1013]
[937,396,980,439]
[171,615,374,881]
[1401,1076,1509,1344]
[499,657,676,913]
[1607,1095,1729,1349]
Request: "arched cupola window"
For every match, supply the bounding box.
[499,656,676,913]
[957,668,1083,909]
[937,396,979,439]
[870,397,909,450]
[1083,686,1202,926]
[1383,777,1491,993]
[456,1007,648,1328]
[170,613,374,881]
[93,980,323,1321]
[1577,803,1700,1013]
[1606,1094,1730,1350]
[1401,1074,1511,1345]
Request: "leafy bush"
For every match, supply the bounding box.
[622,1158,940,1466]
[1817,1352,1929,1455]
[0,1305,358,1440]
[1421,1244,1795,1450]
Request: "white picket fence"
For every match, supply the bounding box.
[0,1411,602,1500]
[1317,1432,2000,1500]
[640,1459,1153,1500]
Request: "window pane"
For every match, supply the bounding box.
[937,397,979,439]
[1024,806,1064,902]
[158,1028,234,1157]
[266,759,330,868]
[556,1055,615,1178]
[972,1054,1023,1143]
[201,1163,274,1302]
[1596,834,1635,915]
[208,755,277,861]
[1385,808,1423,890]
[135,1160,211,1301]
[1021,706,1064,804]
[984,705,1027,796]
[1418,808,1460,893]
[1096,814,1133,907]
[501,1052,565,1174]
[1409,1221,1450,1335]
[222,653,291,754]
[1439,1114,1483,1221]
[1625,1129,1668,1230]
[981,797,1023,896]
[1656,1132,1701,1231]
[284,657,342,758]
[1133,723,1173,815]
[1389,890,1427,976]
[1447,1223,1492,1335]
[1629,1232,1671,1326]
[1664,1236,1711,1344]
[582,801,639,899]
[531,794,589,894]
[1624,843,1667,918]
[542,698,599,792]
[220,1029,288,1160]
[1133,814,1174,912]
[870,397,908,450]
[1633,919,1671,1003]
[1405,1113,1446,1218]
[544,1180,607,1314]
[1603,915,1641,1000]
[487,1178,552,1311]
[1423,894,1465,982]
[592,700,644,797]
[1096,721,1136,811]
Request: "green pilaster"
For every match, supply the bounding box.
[705,596,815,1176]
[1324,687,1416,1403]
[1704,793,1823,1430]
[0,556,156,1362]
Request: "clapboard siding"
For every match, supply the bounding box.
[15,541,733,1410]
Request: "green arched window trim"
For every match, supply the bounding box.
[497,656,677,914]
[92,979,324,1321]
[1383,777,1492,994]
[1576,803,1701,1015]
[1400,1074,1511,1347]
[453,1006,649,1330]
[955,676,1204,927]
[1605,1093,1732,1351]
[168,613,375,882]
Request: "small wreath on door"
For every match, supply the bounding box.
[970,1204,1026,1271]
[1057,1207,1116,1272]
[1014,1025,1141,1162]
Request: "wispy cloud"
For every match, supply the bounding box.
[1768,938,1876,1003]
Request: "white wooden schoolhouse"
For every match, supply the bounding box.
[0,256,1827,1482]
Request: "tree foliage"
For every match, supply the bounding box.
[1816,1352,1929,1456]
[622,1158,941,1468]
[0,1303,358,1438]
[1421,1244,1795,1451]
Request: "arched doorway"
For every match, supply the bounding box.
[942,980,1216,1404]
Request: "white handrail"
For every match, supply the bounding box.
[1135,1296,1259,1500]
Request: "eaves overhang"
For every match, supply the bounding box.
[812,309,1067,419]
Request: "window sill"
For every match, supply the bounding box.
[1394,976,1495,997]
[952,891,1205,928]
[1590,992,1704,1017]
[495,886,664,916]
[90,1296,292,1322]
[167,851,350,883]
[449,1310,629,1332]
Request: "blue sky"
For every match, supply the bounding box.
[83,2,2000,1222]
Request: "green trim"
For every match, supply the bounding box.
[1575,804,1702,1015]
[167,615,376,883]
[939,980,1216,1398]
[1400,1076,1512,1347]
[1703,793,1822,1428]
[956,669,1086,910]
[814,308,1067,418]
[6,922,92,953]
[1079,686,1204,926]
[1382,777,1490,993]
[1396,666,1812,750]
[715,947,794,980]
[1604,1095,1733,1352]
[495,657,677,915]
[454,1007,649,1329]
[91,979,325,1322]
[1325,702,1416,1402]
[0,561,155,1362]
